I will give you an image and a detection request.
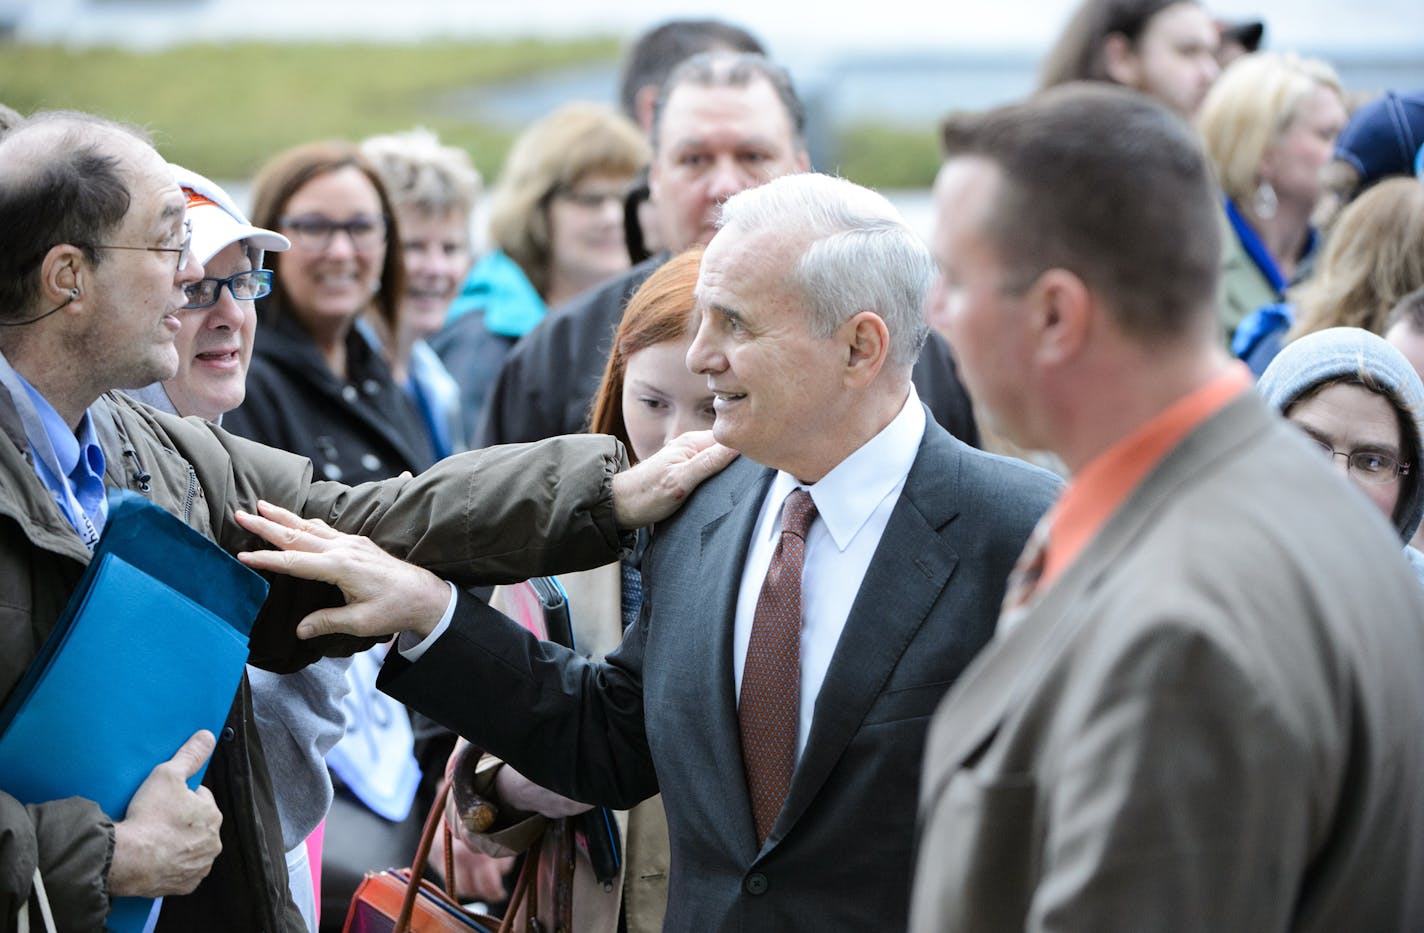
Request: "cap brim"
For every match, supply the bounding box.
[187,201,291,264]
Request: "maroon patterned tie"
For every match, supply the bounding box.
[739,487,818,845]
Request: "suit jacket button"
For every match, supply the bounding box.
[744,872,768,895]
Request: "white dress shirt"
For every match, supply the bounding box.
[733,386,926,758]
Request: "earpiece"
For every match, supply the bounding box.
[69,288,79,298]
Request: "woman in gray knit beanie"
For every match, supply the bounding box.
[1258,326,1424,585]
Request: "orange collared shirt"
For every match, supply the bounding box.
[1039,364,1252,590]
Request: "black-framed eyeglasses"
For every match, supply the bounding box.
[279,215,387,251]
[1309,438,1411,484]
[87,219,194,272]
[183,269,274,310]
[547,185,630,211]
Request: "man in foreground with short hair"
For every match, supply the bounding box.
[910,84,1424,931]
[236,171,1059,930]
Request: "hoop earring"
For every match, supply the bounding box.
[1252,181,1278,220]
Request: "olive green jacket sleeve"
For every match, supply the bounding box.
[108,394,631,673]
[0,792,112,933]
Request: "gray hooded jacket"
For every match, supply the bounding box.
[1257,326,1424,585]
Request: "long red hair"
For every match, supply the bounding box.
[587,247,705,462]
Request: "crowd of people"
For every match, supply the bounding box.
[1,1,1423,931]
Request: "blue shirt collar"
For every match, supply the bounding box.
[0,350,108,545]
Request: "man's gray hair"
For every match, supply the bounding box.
[718,173,931,366]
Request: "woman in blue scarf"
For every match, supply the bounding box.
[1197,51,1346,354]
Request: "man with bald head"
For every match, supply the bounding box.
[476,51,981,450]
[0,111,729,932]
[0,110,231,931]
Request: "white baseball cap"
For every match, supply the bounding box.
[169,163,290,265]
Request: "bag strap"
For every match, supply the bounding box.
[395,777,456,933]
[443,821,457,900]
[393,769,546,933]
[549,817,576,931]
[496,835,542,933]
[19,867,58,933]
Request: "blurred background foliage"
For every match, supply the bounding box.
[0,39,939,188]
[0,40,619,180]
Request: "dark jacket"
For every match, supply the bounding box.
[475,256,983,450]
[0,383,629,932]
[226,310,434,485]
[381,418,1059,931]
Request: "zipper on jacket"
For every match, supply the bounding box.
[182,466,198,523]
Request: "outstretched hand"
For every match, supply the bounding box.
[235,501,451,641]
[612,430,737,528]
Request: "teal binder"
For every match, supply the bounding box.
[0,491,268,933]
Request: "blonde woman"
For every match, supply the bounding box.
[1234,177,1424,373]
[362,127,482,456]
[1197,51,1348,341]
[433,104,648,439]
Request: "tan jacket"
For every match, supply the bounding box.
[911,393,1424,932]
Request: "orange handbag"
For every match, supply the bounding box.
[342,776,539,933]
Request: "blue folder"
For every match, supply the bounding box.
[0,491,268,933]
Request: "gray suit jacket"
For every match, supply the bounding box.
[382,415,1059,931]
[910,392,1424,932]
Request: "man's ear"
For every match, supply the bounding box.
[635,84,659,134]
[38,244,87,312]
[1027,269,1092,368]
[841,310,891,387]
[1102,33,1142,88]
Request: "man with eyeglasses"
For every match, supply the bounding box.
[0,112,732,933]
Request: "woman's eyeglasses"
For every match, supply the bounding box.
[279,215,387,251]
[1310,438,1411,484]
[182,269,274,310]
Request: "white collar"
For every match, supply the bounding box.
[763,384,925,551]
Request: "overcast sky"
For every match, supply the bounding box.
[14,0,1424,55]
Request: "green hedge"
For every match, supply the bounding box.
[0,40,938,190]
[0,39,619,180]
[831,122,941,190]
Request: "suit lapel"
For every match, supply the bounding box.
[693,459,774,854]
[772,424,962,843]
[922,392,1270,780]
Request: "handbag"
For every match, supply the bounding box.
[342,774,540,933]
